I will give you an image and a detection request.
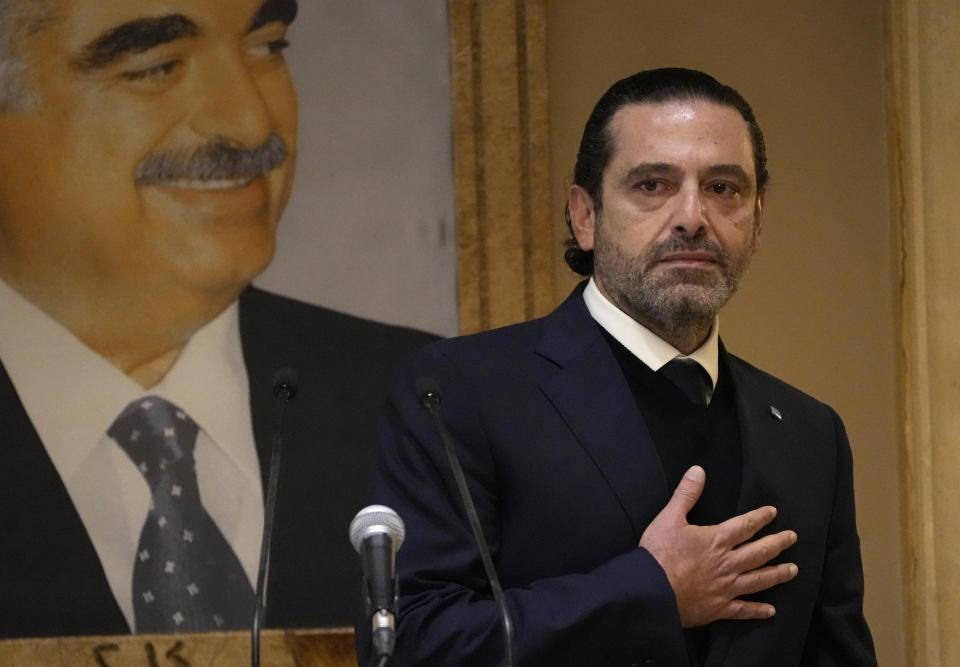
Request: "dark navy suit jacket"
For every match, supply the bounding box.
[368,285,876,666]
[0,287,436,639]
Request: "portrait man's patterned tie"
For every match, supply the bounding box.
[108,396,254,632]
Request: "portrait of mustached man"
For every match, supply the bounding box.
[0,0,434,638]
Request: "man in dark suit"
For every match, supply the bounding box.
[0,0,433,638]
[368,69,876,665]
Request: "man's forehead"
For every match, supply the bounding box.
[610,100,750,138]
[606,100,754,169]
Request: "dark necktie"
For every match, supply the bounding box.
[108,396,254,632]
[659,358,712,406]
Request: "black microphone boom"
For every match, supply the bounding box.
[251,367,299,667]
[350,505,406,665]
[415,377,515,667]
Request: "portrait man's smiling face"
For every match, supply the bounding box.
[0,0,299,332]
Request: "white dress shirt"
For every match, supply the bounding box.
[0,279,264,631]
[582,277,720,401]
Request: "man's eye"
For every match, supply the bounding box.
[636,180,662,192]
[250,39,290,57]
[268,38,290,54]
[709,182,738,196]
[122,60,180,81]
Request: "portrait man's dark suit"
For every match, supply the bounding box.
[2,287,435,638]
[371,285,873,666]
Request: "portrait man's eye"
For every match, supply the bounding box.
[249,37,291,58]
[245,20,292,62]
[121,59,181,82]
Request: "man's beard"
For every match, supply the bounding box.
[593,218,758,342]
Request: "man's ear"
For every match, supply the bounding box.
[568,184,597,251]
[751,189,765,243]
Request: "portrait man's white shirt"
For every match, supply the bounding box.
[583,276,719,400]
[0,278,263,630]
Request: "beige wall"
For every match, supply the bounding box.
[545,2,903,664]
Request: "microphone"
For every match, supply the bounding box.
[414,378,515,667]
[350,505,406,665]
[251,368,299,667]
[272,366,299,401]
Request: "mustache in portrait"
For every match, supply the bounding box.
[134,133,288,186]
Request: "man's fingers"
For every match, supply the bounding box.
[717,505,778,547]
[734,562,799,596]
[731,530,798,572]
[664,466,706,519]
[720,599,777,621]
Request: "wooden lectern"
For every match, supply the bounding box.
[0,628,357,666]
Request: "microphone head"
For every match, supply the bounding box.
[415,376,442,410]
[349,505,406,553]
[272,367,299,401]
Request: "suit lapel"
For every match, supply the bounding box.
[725,350,797,519]
[703,348,803,666]
[0,360,127,636]
[535,287,670,539]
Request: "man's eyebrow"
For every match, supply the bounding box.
[702,164,752,183]
[249,0,298,33]
[621,163,753,185]
[623,162,681,181]
[73,15,199,72]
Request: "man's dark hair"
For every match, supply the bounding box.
[564,67,769,275]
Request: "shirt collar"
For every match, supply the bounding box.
[0,278,257,488]
[582,276,719,389]
[151,300,260,491]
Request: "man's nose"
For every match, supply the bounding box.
[671,184,707,237]
[189,54,274,149]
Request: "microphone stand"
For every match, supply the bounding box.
[420,382,515,667]
[251,370,297,667]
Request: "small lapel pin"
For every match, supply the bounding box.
[769,405,783,421]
